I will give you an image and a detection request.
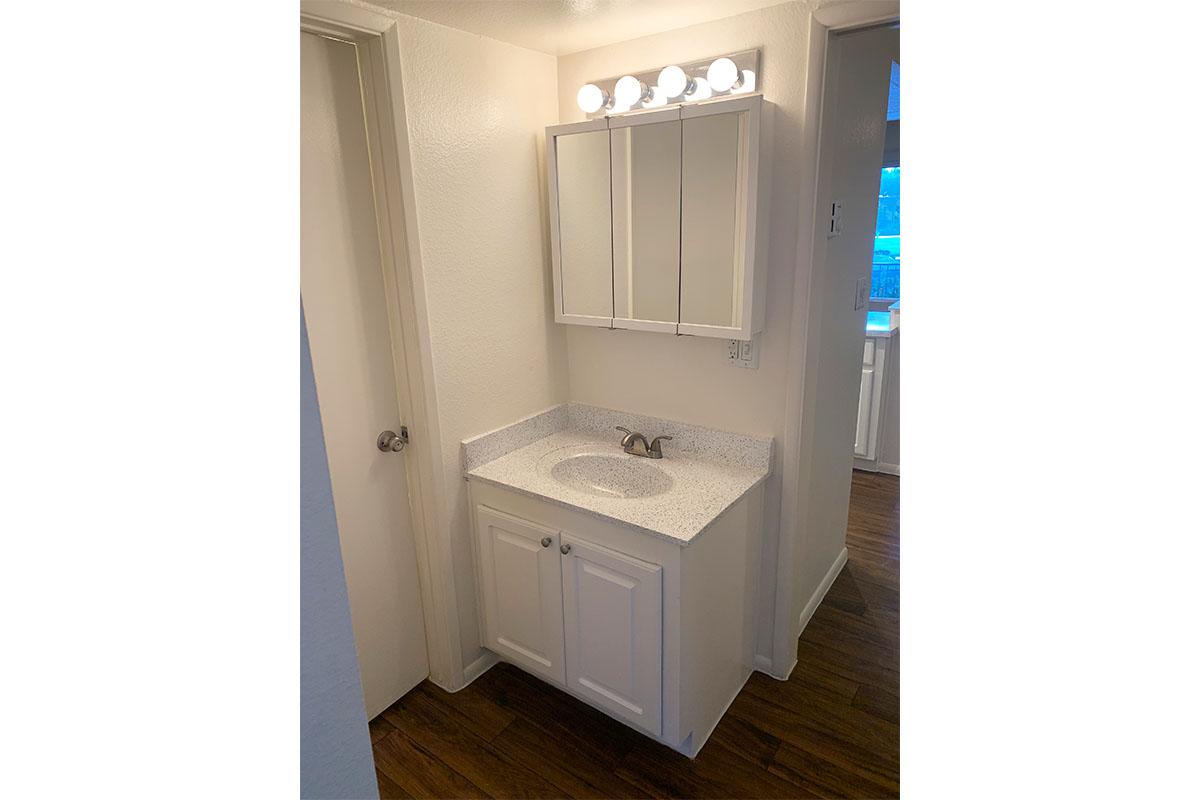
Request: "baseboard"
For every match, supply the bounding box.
[456,650,499,691]
[799,547,848,636]
[754,651,799,680]
[762,547,848,682]
[853,457,900,475]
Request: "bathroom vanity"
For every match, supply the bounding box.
[463,404,771,756]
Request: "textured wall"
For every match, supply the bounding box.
[556,1,818,662]
[395,14,569,665]
[300,308,379,800]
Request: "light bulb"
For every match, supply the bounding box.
[688,76,712,101]
[577,83,609,114]
[614,75,649,108]
[643,86,667,108]
[732,69,756,94]
[657,65,693,99]
[707,57,742,93]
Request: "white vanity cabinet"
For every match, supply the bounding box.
[547,95,770,340]
[854,335,889,460]
[468,478,763,756]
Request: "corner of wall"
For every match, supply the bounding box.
[393,15,570,683]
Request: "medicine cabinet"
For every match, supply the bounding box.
[547,95,769,340]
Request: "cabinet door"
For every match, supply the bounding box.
[854,365,875,458]
[678,96,762,339]
[548,119,613,328]
[560,535,663,736]
[610,108,682,334]
[475,506,565,686]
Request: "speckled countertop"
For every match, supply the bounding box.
[463,404,772,546]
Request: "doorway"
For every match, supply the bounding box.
[300,30,429,718]
[784,20,900,661]
[813,20,899,514]
[853,52,901,475]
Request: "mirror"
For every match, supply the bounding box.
[680,110,748,328]
[548,97,763,337]
[610,120,682,328]
[555,129,613,319]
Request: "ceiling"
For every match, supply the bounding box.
[374,0,791,56]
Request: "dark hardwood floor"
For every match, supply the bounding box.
[369,470,899,799]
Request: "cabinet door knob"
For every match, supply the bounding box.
[540,536,552,548]
[560,543,572,555]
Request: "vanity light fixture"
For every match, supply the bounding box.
[577,51,759,116]
[614,75,652,108]
[576,83,612,114]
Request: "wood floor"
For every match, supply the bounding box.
[369,470,900,799]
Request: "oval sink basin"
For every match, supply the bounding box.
[548,453,674,499]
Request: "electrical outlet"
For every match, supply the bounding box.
[728,337,760,369]
[854,276,869,310]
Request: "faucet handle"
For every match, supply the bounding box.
[615,426,634,446]
[649,435,673,457]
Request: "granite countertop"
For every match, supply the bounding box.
[462,404,773,547]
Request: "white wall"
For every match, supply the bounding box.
[394,15,568,666]
[791,23,897,639]
[300,309,379,800]
[555,1,820,664]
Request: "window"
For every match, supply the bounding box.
[871,60,900,302]
[872,166,899,300]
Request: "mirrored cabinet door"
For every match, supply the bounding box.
[551,123,614,324]
[679,97,761,336]
[610,109,682,333]
[547,96,765,339]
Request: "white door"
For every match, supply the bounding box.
[301,31,428,719]
[854,365,875,458]
[560,535,662,736]
[475,506,566,686]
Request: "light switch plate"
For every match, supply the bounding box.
[854,277,870,310]
[828,202,843,238]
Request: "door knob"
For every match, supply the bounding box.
[541,537,552,548]
[376,427,409,452]
[560,543,572,555]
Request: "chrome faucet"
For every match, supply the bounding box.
[615,427,672,459]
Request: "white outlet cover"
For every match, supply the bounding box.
[728,337,759,369]
[855,277,869,310]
